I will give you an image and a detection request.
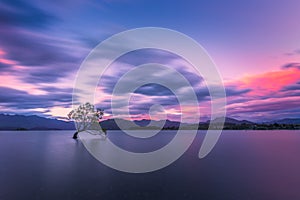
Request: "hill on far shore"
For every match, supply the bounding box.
[0,114,299,130]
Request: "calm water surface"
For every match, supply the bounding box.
[1,130,300,200]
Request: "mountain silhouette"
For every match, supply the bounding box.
[207,117,254,125]
[0,114,75,130]
[0,114,299,130]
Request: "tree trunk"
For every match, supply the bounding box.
[73,131,79,139]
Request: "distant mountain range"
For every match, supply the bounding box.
[0,114,75,130]
[100,118,185,130]
[207,117,254,125]
[0,114,299,130]
[268,118,300,125]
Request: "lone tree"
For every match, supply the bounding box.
[68,102,105,139]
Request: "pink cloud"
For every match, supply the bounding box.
[224,65,300,120]
[0,48,17,65]
[228,66,300,97]
[0,58,16,65]
[0,74,47,95]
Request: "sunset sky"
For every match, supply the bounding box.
[0,0,300,122]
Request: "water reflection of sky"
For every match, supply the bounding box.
[1,130,300,199]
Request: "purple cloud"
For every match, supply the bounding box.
[0,86,72,110]
[282,63,300,70]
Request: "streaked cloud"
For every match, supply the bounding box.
[0,0,299,122]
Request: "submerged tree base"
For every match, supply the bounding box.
[73,131,79,139]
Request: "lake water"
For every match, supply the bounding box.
[1,130,300,200]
